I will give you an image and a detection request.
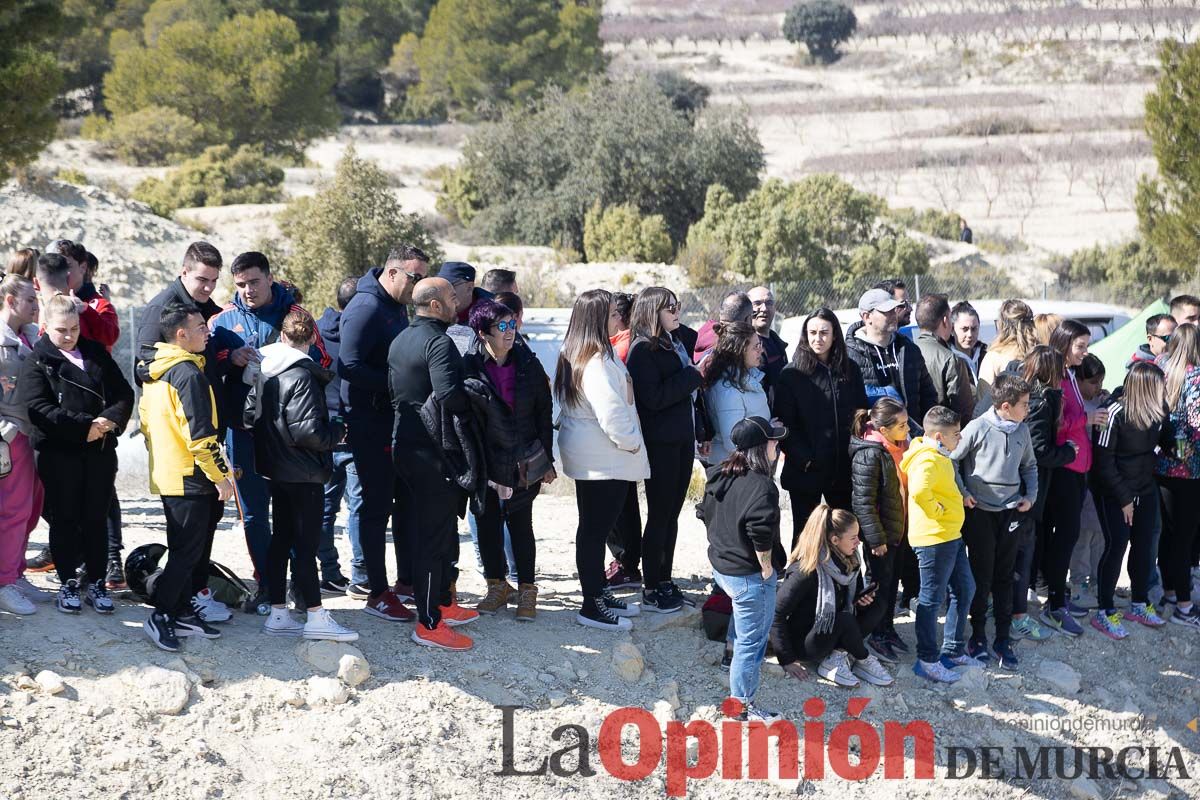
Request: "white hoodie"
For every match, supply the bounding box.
[558,353,651,481]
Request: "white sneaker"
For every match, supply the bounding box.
[851,654,894,686]
[303,608,359,642]
[14,577,49,603]
[816,650,860,687]
[192,587,232,623]
[263,608,304,636]
[0,583,36,615]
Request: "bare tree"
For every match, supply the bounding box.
[1010,148,1046,238]
[1058,135,1087,196]
[970,159,1009,218]
[1089,154,1121,212]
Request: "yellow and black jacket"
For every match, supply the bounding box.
[138,343,230,496]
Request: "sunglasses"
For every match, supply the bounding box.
[663,302,680,313]
[1152,333,1172,343]
[492,320,517,333]
[403,270,426,284]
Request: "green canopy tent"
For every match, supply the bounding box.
[1089,299,1168,392]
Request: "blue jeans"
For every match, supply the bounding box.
[712,568,777,706]
[913,538,975,663]
[468,511,517,582]
[322,449,365,583]
[227,427,272,593]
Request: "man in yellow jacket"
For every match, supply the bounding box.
[138,303,234,652]
[899,405,979,684]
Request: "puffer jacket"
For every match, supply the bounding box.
[849,434,906,548]
[18,335,133,453]
[774,359,868,495]
[0,321,38,441]
[845,320,938,425]
[243,343,343,484]
[462,339,554,489]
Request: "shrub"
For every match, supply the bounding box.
[55,168,87,186]
[583,204,673,263]
[1055,239,1180,306]
[652,71,710,117]
[0,1,63,183]
[783,1,857,65]
[676,241,727,288]
[333,0,433,111]
[132,145,285,217]
[886,207,962,240]
[86,105,209,166]
[276,146,442,309]
[686,175,929,286]
[103,11,338,160]
[440,76,763,250]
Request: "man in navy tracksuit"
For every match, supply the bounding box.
[209,252,329,612]
[338,244,430,622]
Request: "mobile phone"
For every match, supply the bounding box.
[855,582,879,601]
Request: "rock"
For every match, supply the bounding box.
[661,680,681,712]
[34,670,64,695]
[279,686,306,708]
[638,603,701,632]
[652,700,675,725]
[611,642,644,683]
[306,677,349,706]
[1068,776,1103,800]
[547,692,567,709]
[892,693,909,715]
[537,672,556,685]
[3,662,27,677]
[1036,660,1081,694]
[953,666,989,694]
[337,654,370,688]
[296,641,366,674]
[120,664,191,715]
[14,675,37,692]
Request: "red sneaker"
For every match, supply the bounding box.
[392,581,415,603]
[412,621,473,651]
[363,589,415,622]
[439,601,479,627]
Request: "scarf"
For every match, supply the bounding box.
[814,549,859,634]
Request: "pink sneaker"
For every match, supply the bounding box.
[1125,602,1166,628]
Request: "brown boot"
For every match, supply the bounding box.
[515,583,538,622]
[475,579,514,615]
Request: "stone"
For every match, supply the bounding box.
[1068,776,1103,800]
[34,670,64,695]
[661,680,681,712]
[296,641,366,674]
[279,686,306,708]
[306,677,349,706]
[14,675,36,692]
[337,654,370,688]
[953,666,989,694]
[120,664,192,715]
[638,604,701,632]
[547,692,567,709]
[611,642,645,683]
[1036,660,1081,694]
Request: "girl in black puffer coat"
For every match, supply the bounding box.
[462,300,555,621]
[847,397,910,662]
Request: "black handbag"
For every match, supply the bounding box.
[517,441,552,487]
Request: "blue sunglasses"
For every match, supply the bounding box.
[492,320,517,333]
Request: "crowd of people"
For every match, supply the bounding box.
[2,240,1199,723]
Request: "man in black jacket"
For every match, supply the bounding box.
[388,277,479,650]
[748,286,788,395]
[845,288,937,428]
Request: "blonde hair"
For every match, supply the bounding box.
[788,504,860,575]
[1034,313,1062,345]
[1163,323,1200,410]
[991,299,1038,360]
[0,273,34,302]
[1122,361,1167,431]
[44,294,78,320]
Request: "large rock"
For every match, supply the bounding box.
[611,642,645,683]
[952,665,989,694]
[296,641,366,674]
[337,654,370,687]
[34,670,64,695]
[305,677,349,706]
[1068,776,1103,800]
[120,664,191,715]
[638,603,702,632]
[1036,660,1081,694]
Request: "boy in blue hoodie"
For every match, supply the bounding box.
[952,372,1038,669]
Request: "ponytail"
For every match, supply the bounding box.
[852,396,907,438]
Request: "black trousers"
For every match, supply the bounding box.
[786,606,885,664]
[606,484,642,572]
[1096,489,1157,610]
[789,485,852,550]
[38,447,117,586]
[864,542,900,636]
[1011,515,1038,615]
[1042,468,1086,609]
[394,450,462,629]
[963,507,1021,643]
[348,414,410,596]
[267,481,324,609]
[157,494,223,617]
[576,479,633,601]
[1157,475,1200,604]
[478,483,539,585]
[641,443,694,588]
[107,494,123,561]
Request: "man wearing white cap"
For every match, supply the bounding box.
[844,288,937,427]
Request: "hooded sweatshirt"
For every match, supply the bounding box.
[316,307,343,417]
[0,321,38,440]
[701,464,785,577]
[138,342,230,496]
[901,436,965,547]
[951,408,1038,511]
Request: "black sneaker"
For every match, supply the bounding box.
[320,576,350,595]
[105,559,127,591]
[883,629,911,654]
[994,638,1020,671]
[345,581,371,600]
[601,588,640,617]
[25,546,54,573]
[721,646,733,669]
[175,613,222,639]
[576,596,632,631]
[144,613,181,652]
[56,579,82,614]
[663,581,695,608]
[866,633,899,665]
[643,583,683,614]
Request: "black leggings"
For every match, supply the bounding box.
[39,447,117,586]
[477,484,539,585]
[1157,475,1200,605]
[864,543,899,637]
[576,479,633,601]
[786,606,885,664]
[641,443,693,588]
[1042,467,1086,610]
[606,485,642,572]
[1095,489,1158,610]
[267,481,324,610]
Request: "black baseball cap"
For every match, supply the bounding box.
[730,416,788,450]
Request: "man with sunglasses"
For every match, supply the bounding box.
[338,244,429,619]
[845,288,937,428]
[1128,313,1176,369]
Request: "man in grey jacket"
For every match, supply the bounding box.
[914,294,974,423]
